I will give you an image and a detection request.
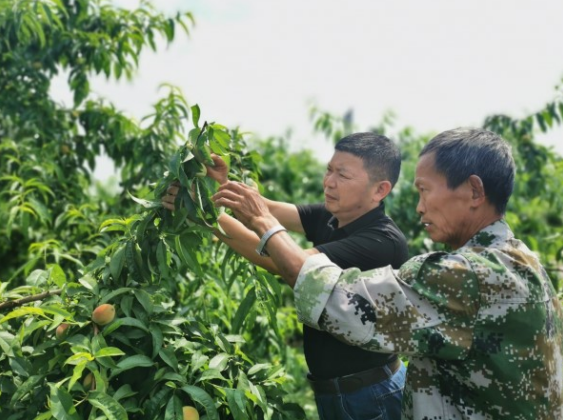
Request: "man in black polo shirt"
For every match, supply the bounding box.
[163,132,408,420]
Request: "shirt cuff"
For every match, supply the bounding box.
[294,253,342,329]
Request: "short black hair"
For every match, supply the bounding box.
[420,127,515,215]
[335,132,401,187]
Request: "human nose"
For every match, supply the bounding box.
[324,172,335,189]
[416,196,425,215]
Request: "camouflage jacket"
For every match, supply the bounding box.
[294,220,563,419]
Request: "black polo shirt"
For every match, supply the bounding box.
[297,202,408,380]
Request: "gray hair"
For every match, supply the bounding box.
[420,128,515,215]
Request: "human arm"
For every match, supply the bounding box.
[212,183,480,355]
[204,153,305,232]
[212,181,315,286]
[294,252,480,356]
[161,156,311,274]
[214,212,318,274]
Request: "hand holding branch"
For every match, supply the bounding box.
[161,154,229,212]
[212,181,279,237]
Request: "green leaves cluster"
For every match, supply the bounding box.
[483,98,563,286]
[0,1,305,419]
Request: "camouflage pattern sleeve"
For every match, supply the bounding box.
[294,254,342,328]
[294,252,481,356]
[295,221,563,419]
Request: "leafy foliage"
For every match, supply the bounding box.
[0,1,305,419]
[483,93,563,287]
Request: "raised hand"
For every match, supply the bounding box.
[206,154,229,185]
[212,181,276,234]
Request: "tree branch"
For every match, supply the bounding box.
[0,289,62,312]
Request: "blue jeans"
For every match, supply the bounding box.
[313,362,406,420]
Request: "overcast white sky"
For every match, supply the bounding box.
[52,0,563,177]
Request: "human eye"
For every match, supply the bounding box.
[337,170,351,180]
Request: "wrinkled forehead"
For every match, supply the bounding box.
[414,153,448,185]
[415,153,437,176]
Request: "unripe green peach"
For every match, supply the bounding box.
[83,372,95,390]
[56,323,70,340]
[182,406,199,420]
[91,304,116,326]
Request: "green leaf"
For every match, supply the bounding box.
[159,346,178,371]
[197,368,226,382]
[224,388,248,420]
[27,196,51,224]
[180,385,219,420]
[169,149,183,179]
[211,128,230,149]
[116,354,154,371]
[33,411,53,420]
[127,191,162,209]
[543,110,553,128]
[209,353,230,371]
[231,287,256,333]
[109,245,126,281]
[65,352,95,365]
[151,326,164,358]
[113,384,137,402]
[175,233,204,277]
[101,287,132,304]
[41,305,72,319]
[536,112,547,132]
[26,269,49,287]
[190,351,209,374]
[100,218,127,231]
[48,383,81,420]
[247,363,272,376]
[191,104,201,128]
[48,264,67,287]
[156,240,170,278]
[133,289,154,316]
[165,395,183,420]
[102,317,149,335]
[11,374,43,404]
[136,212,155,242]
[67,362,87,391]
[161,372,187,384]
[95,347,126,358]
[79,274,98,293]
[88,391,128,420]
[22,319,50,340]
[0,307,45,324]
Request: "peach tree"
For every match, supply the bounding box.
[0,1,305,419]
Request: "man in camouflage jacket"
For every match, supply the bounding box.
[214,127,563,419]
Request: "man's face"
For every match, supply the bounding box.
[323,151,381,227]
[414,152,475,249]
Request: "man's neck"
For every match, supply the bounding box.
[334,201,382,228]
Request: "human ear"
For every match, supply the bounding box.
[468,175,486,203]
[373,180,393,201]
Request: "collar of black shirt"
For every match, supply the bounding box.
[326,201,387,233]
